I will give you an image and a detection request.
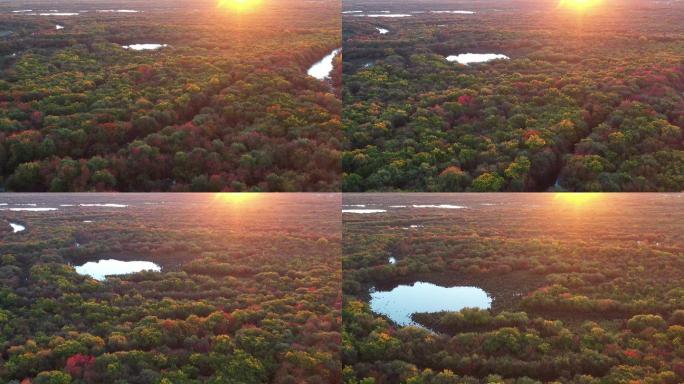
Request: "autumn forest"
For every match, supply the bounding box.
[0,0,341,192]
[343,194,684,383]
[1,0,683,383]
[342,0,683,192]
[1,194,341,383]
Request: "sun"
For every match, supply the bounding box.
[558,0,604,11]
[218,0,263,12]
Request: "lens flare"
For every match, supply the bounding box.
[218,0,263,12]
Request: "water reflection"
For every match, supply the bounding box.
[446,53,509,65]
[123,44,167,51]
[342,209,387,214]
[370,282,492,326]
[307,48,341,80]
[75,259,160,281]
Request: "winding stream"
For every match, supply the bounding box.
[307,48,341,80]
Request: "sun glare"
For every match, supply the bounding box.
[213,193,259,205]
[553,193,605,207]
[559,0,604,12]
[218,0,263,12]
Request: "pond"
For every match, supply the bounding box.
[307,48,341,80]
[342,209,387,214]
[39,12,79,16]
[412,204,466,209]
[75,259,161,281]
[446,53,509,65]
[123,44,168,51]
[402,224,424,230]
[430,10,475,14]
[370,282,492,326]
[365,14,412,18]
[1,207,58,211]
[97,9,140,13]
[9,223,25,233]
[79,203,128,208]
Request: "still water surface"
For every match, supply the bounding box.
[370,282,492,326]
[75,259,161,281]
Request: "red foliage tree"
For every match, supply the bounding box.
[65,354,95,378]
[458,95,474,106]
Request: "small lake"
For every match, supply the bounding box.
[79,203,128,208]
[97,9,140,13]
[0,207,58,211]
[412,204,465,209]
[75,259,161,281]
[446,53,509,65]
[376,27,389,34]
[39,12,79,16]
[430,10,475,14]
[365,14,412,18]
[9,223,25,233]
[370,282,492,326]
[342,209,386,214]
[307,48,341,80]
[123,44,167,51]
[402,224,424,230]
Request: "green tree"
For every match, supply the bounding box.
[471,173,505,192]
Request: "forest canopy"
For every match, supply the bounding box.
[0,193,342,383]
[342,0,684,192]
[342,193,684,384]
[0,0,341,192]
